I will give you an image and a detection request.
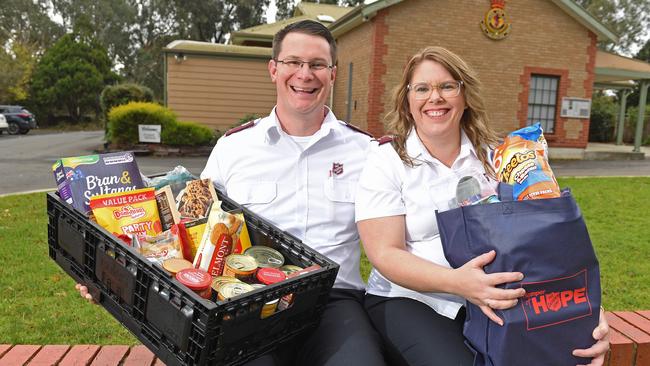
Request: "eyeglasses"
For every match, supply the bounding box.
[275,59,334,71]
[407,80,464,100]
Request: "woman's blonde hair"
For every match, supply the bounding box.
[385,46,499,176]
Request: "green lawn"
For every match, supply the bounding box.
[1,177,649,344]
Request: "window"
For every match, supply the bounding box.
[527,75,559,134]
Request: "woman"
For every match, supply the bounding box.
[355,46,609,366]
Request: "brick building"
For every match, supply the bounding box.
[165,1,650,151]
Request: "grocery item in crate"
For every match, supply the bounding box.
[52,151,145,215]
[193,205,244,276]
[133,224,185,265]
[223,254,257,283]
[155,186,181,231]
[146,165,195,196]
[178,217,207,260]
[216,282,255,301]
[176,179,219,219]
[89,187,163,238]
[244,246,284,268]
[162,258,193,275]
[230,211,252,254]
[492,123,560,200]
[277,265,321,311]
[176,268,213,299]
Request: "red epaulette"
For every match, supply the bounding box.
[375,135,394,145]
[341,122,374,138]
[225,120,256,136]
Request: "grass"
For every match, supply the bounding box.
[1,177,648,344]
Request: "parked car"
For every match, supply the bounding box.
[0,114,8,134]
[0,105,38,135]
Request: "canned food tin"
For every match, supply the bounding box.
[256,267,287,285]
[223,254,258,282]
[250,283,266,290]
[176,268,213,299]
[276,265,321,311]
[279,265,303,276]
[261,299,279,319]
[244,246,284,268]
[162,258,193,276]
[217,282,255,301]
[211,275,242,293]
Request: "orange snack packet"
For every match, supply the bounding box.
[90,187,163,238]
[492,136,560,200]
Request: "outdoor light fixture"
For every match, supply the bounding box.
[174,52,186,63]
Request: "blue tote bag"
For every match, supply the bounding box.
[435,185,601,366]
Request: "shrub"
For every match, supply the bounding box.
[588,93,617,142]
[101,83,154,118]
[626,106,650,145]
[162,121,214,146]
[108,102,177,145]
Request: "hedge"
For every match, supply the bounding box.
[162,121,213,146]
[108,102,177,145]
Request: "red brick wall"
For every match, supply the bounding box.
[333,22,373,131]
[333,0,597,147]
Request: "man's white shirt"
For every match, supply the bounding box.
[201,107,371,290]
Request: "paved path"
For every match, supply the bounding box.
[0,131,206,196]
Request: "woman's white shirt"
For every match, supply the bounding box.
[355,128,496,319]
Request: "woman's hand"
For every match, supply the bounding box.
[453,250,525,325]
[75,283,96,304]
[573,307,609,366]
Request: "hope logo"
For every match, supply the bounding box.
[521,269,593,330]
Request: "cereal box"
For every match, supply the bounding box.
[52,152,144,215]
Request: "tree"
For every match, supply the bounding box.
[30,33,118,124]
[574,0,650,55]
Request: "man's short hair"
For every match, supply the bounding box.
[272,20,337,64]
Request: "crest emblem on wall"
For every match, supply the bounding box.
[480,0,512,40]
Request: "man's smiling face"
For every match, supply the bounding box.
[269,32,336,118]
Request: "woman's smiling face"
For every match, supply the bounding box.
[408,60,466,141]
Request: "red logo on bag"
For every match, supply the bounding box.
[521,269,592,330]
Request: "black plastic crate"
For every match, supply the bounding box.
[47,190,339,366]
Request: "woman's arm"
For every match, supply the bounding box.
[358,215,525,325]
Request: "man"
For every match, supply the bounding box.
[200,20,386,366]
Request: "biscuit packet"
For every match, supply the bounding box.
[492,123,560,201]
[193,204,245,277]
[176,179,219,219]
[89,187,163,238]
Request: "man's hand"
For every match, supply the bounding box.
[74,283,97,304]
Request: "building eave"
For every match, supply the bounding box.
[549,0,619,43]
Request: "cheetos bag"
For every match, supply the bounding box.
[435,183,601,366]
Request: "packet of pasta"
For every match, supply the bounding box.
[89,187,163,238]
[492,123,560,201]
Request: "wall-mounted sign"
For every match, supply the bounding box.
[138,124,162,143]
[560,97,592,119]
[480,0,511,40]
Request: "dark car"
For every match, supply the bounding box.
[0,105,38,135]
